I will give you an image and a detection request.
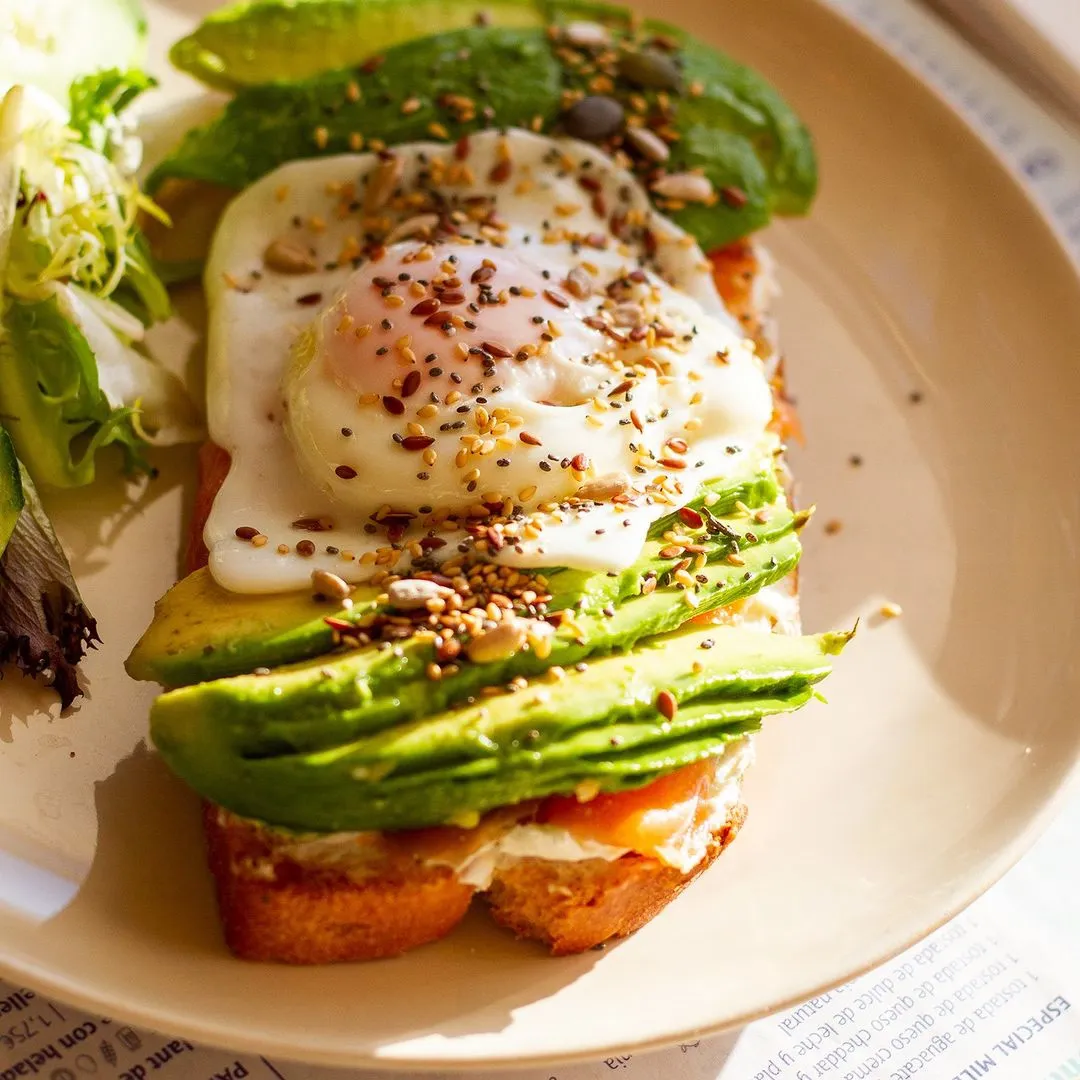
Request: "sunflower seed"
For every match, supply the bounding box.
[625,126,671,163]
[387,578,453,609]
[651,172,715,203]
[263,239,317,274]
[564,21,612,48]
[311,569,352,601]
[384,213,440,245]
[466,618,528,663]
[577,473,630,500]
[365,154,404,212]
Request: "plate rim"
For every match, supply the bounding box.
[4,0,1080,1068]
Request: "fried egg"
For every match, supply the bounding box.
[204,129,776,593]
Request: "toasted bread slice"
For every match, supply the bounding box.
[204,801,747,962]
[183,243,789,962]
[203,805,476,963]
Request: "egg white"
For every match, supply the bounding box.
[204,129,777,593]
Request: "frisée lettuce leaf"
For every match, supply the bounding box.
[0,76,202,489]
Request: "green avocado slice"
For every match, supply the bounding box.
[169,0,547,91]
[126,466,781,687]
[152,623,849,832]
[150,525,801,762]
[125,569,384,687]
[151,23,815,254]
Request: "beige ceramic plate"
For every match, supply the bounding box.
[3,0,1080,1069]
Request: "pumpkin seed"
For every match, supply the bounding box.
[617,48,683,91]
[563,95,625,142]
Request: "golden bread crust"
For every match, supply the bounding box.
[483,804,747,955]
[203,804,475,963]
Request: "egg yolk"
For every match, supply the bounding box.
[317,243,586,402]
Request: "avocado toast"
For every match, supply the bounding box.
[128,1,848,962]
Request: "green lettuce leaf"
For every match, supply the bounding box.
[68,68,156,156]
[0,426,24,556]
[0,456,98,708]
[0,295,148,487]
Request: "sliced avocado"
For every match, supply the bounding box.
[126,467,781,687]
[149,524,801,763]
[152,623,849,832]
[124,568,382,685]
[151,28,563,193]
[150,23,816,255]
[170,0,546,91]
[0,427,25,556]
